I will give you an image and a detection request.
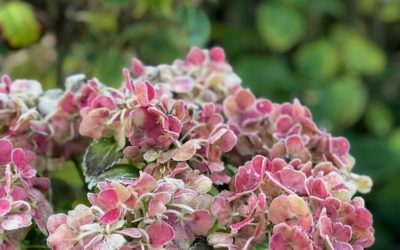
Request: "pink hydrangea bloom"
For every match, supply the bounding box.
[47,171,214,249]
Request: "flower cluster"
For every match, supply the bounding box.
[223,88,372,194]
[79,70,237,184]
[0,46,375,249]
[0,139,52,248]
[131,47,241,104]
[0,74,99,171]
[209,155,374,249]
[47,169,214,249]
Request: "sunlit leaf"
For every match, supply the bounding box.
[330,25,386,75]
[0,2,41,48]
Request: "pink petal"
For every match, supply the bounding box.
[275,115,293,133]
[333,223,352,242]
[147,220,175,248]
[218,129,237,152]
[172,140,197,161]
[279,168,307,194]
[186,210,213,236]
[211,196,231,225]
[0,139,12,164]
[98,188,119,210]
[120,228,142,238]
[148,192,171,217]
[234,89,255,110]
[187,47,206,65]
[131,58,145,75]
[11,148,26,169]
[47,224,79,249]
[47,214,68,234]
[355,207,373,229]
[132,173,157,195]
[230,216,254,231]
[145,81,155,101]
[79,108,110,138]
[210,47,226,62]
[123,68,134,93]
[269,195,312,231]
[135,81,151,106]
[90,95,117,110]
[256,98,272,114]
[0,199,11,216]
[332,137,350,156]
[100,208,120,224]
[66,204,94,231]
[286,135,304,153]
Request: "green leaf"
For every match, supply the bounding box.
[307,76,367,130]
[83,137,124,189]
[176,6,211,47]
[294,39,339,80]
[87,164,140,189]
[330,25,386,75]
[0,2,41,48]
[364,101,394,136]
[256,2,306,52]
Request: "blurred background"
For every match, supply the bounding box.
[0,0,399,248]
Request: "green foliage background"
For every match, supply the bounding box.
[1,0,400,248]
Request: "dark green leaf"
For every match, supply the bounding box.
[87,164,140,189]
[235,55,298,101]
[83,137,124,188]
[189,239,213,250]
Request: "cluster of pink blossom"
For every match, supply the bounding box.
[209,155,374,249]
[0,138,52,248]
[79,69,237,184]
[0,74,117,171]
[47,169,214,249]
[222,88,372,195]
[0,46,375,249]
